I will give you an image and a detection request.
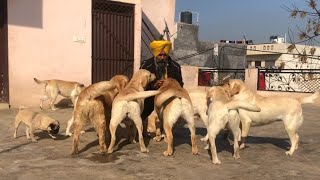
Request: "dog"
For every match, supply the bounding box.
[188,89,209,141]
[33,78,85,110]
[154,78,199,156]
[222,79,319,155]
[147,90,209,140]
[71,75,129,155]
[108,69,161,154]
[13,106,60,142]
[206,86,260,165]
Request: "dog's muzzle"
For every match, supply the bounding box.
[49,123,60,134]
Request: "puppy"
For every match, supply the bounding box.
[33,78,85,110]
[71,75,129,155]
[13,106,60,142]
[154,78,199,156]
[206,86,260,165]
[222,79,319,155]
[108,69,161,154]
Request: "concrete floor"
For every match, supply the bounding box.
[0,104,320,179]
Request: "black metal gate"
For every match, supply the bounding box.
[92,0,134,83]
[0,0,9,103]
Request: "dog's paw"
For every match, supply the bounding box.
[80,131,86,134]
[66,132,73,136]
[192,147,199,155]
[285,151,293,156]
[212,159,221,165]
[163,150,173,156]
[31,139,38,143]
[239,143,246,150]
[233,154,240,159]
[141,148,149,153]
[200,137,207,142]
[107,149,114,154]
[154,135,162,142]
[204,144,210,150]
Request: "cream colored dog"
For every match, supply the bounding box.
[154,78,199,156]
[33,78,85,110]
[14,107,60,142]
[71,75,129,155]
[206,86,260,165]
[188,89,209,141]
[222,79,319,155]
[108,69,161,154]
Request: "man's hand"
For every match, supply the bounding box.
[153,80,165,89]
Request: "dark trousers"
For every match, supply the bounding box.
[141,96,155,121]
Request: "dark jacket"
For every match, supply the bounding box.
[140,56,184,120]
[140,56,184,90]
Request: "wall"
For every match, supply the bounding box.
[7,0,142,107]
[141,0,175,61]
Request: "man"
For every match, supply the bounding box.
[140,40,184,121]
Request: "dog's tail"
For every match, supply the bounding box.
[120,90,161,102]
[154,89,180,108]
[33,78,49,85]
[226,101,261,112]
[299,91,320,104]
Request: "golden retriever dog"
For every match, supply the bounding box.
[33,78,85,110]
[222,79,319,155]
[71,75,129,155]
[154,78,199,156]
[14,106,60,142]
[206,86,260,165]
[66,75,129,136]
[108,69,161,154]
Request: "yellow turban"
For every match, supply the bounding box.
[150,40,172,57]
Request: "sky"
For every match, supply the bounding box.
[175,0,307,44]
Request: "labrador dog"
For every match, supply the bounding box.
[33,78,85,110]
[154,78,199,156]
[222,79,319,155]
[147,90,209,142]
[108,69,161,154]
[14,106,60,142]
[71,75,129,155]
[206,86,260,165]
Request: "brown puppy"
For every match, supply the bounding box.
[154,78,199,156]
[33,78,85,110]
[71,75,129,155]
[14,107,60,142]
[222,79,319,155]
[108,69,161,154]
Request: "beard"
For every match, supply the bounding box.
[156,61,167,80]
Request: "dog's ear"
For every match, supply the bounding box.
[230,83,241,96]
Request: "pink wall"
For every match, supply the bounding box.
[7,0,143,108]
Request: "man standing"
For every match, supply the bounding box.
[140,40,184,120]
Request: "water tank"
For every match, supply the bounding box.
[180,11,192,24]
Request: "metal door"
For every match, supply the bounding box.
[92,0,134,83]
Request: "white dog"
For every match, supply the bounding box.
[223,79,319,155]
[108,69,161,154]
[206,86,260,165]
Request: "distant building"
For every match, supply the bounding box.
[247,37,320,69]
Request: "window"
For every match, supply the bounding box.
[255,61,261,67]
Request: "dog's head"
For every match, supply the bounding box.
[48,121,60,134]
[133,69,156,87]
[207,86,230,102]
[222,79,246,97]
[110,75,129,93]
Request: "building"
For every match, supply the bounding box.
[0,0,175,107]
[247,37,320,69]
